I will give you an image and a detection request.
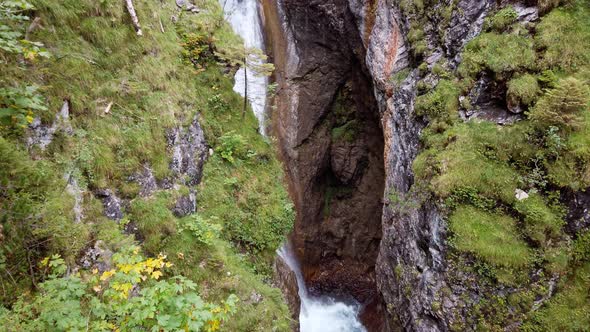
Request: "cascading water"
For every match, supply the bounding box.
[278,244,367,332]
[220,0,269,136]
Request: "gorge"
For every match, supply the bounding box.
[262,0,590,331]
[1,0,589,331]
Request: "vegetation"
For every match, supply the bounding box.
[411,0,590,329]
[0,248,238,331]
[0,0,293,330]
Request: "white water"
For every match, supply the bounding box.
[278,244,367,332]
[220,0,269,136]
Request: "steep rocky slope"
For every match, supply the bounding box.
[265,0,590,330]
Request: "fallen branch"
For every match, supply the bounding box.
[124,0,143,36]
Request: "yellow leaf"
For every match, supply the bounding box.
[151,270,163,280]
[40,257,50,267]
[92,268,98,275]
[100,269,116,281]
[26,115,34,124]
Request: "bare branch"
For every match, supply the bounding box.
[124,0,143,36]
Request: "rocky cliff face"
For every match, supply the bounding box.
[264,0,552,331]
[263,0,386,306]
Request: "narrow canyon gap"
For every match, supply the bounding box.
[263,0,388,328]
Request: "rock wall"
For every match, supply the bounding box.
[263,0,386,306]
[265,0,554,331]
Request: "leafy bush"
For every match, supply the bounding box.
[216,132,246,164]
[0,248,238,331]
[181,32,215,71]
[0,0,50,59]
[177,215,222,246]
[0,85,46,128]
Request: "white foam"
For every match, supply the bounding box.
[278,244,367,332]
[220,0,269,136]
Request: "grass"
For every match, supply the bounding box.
[449,205,532,269]
[0,0,294,328]
[458,32,536,79]
[522,262,590,331]
[507,74,541,107]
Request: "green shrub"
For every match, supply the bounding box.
[529,77,590,132]
[177,215,222,246]
[449,205,532,269]
[573,230,590,263]
[485,6,518,32]
[0,85,47,129]
[0,248,238,331]
[216,132,246,164]
[415,79,461,122]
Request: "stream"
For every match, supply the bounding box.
[220,0,269,136]
[220,0,367,330]
[278,244,367,332]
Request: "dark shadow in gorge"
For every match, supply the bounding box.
[262,0,387,329]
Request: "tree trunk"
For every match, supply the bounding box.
[124,0,143,36]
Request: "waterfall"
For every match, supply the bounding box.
[278,243,367,332]
[220,0,269,136]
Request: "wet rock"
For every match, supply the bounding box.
[27,100,73,150]
[172,189,197,217]
[563,189,590,235]
[130,165,158,197]
[65,172,84,223]
[330,142,366,185]
[513,4,539,23]
[445,0,493,60]
[248,291,264,304]
[95,189,124,221]
[273,254,301,326]
[79,240,113,272]
[175,0,200,13]
[463,75,521,124]
[167,116,208,186]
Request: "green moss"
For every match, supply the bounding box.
[332,120,359,142]
[449,205,532,269]
[507,74,541,107]
[429,123,520,203]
